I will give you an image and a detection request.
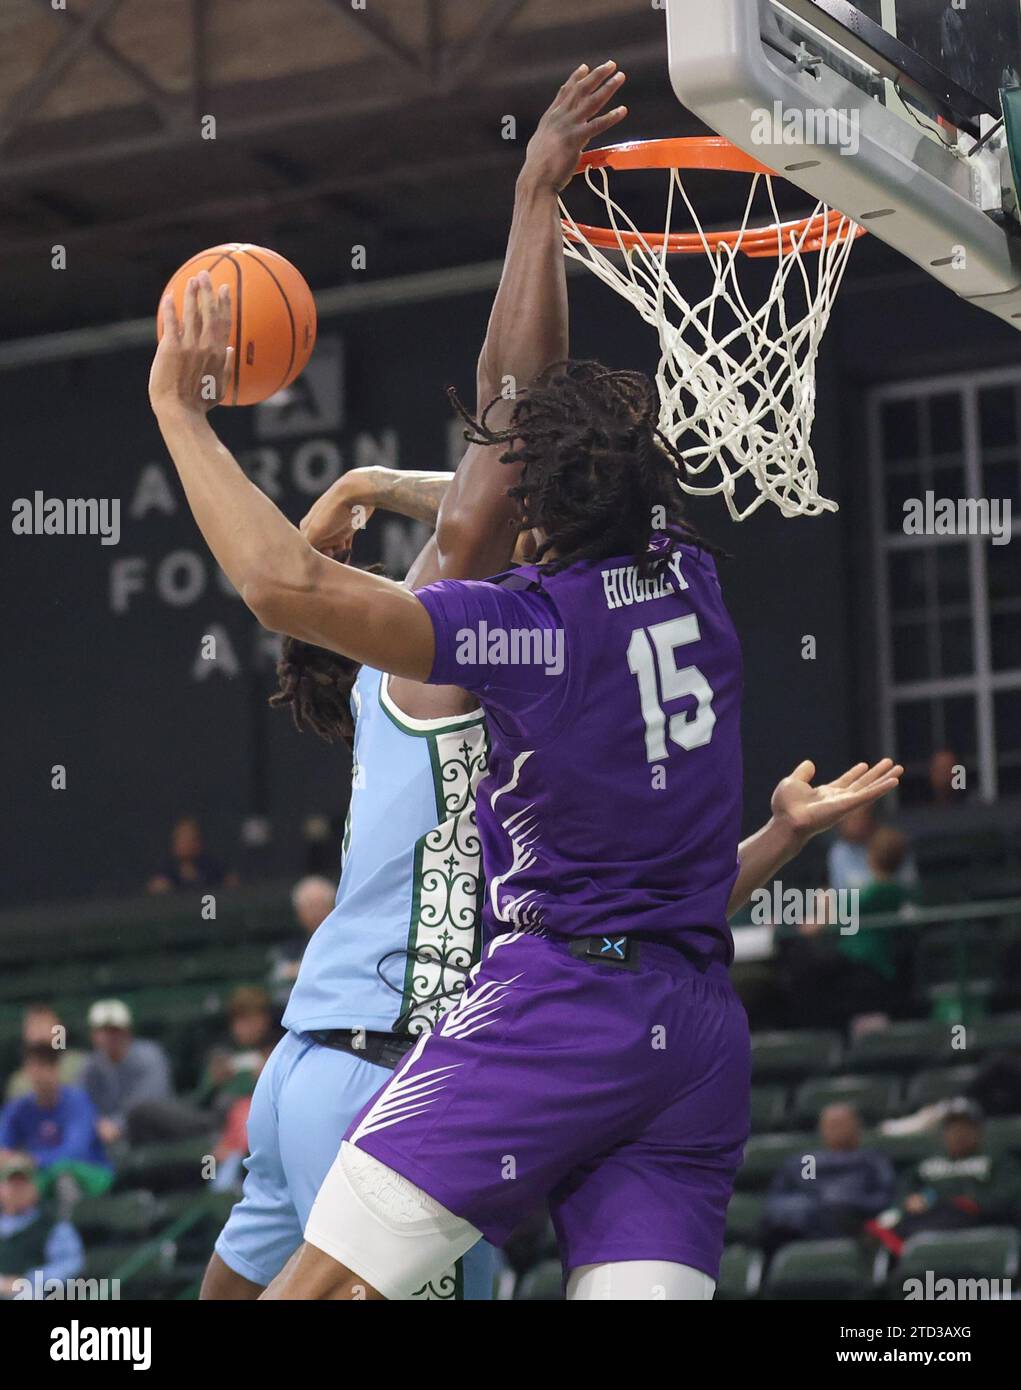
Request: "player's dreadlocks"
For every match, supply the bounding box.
[268,558,384,746]
[449,359,719,577]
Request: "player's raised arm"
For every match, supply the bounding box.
[149,277,436,680]
[298,62,629,591]
[725,759,905,918]
[432,61,629,583]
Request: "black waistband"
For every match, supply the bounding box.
[308,1029,416,1070]
[567,931,727,973]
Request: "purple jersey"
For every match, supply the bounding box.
[416,532,743,964]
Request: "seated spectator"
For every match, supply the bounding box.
[4,1005,84,1102]
[270,875,337,992]
[0,1152,83,1299]
[827,807,917,893]
[146,814,239,894]
[128,989,278,1143]
[835,826,916,1008]
[0,1046,111,1195]
[929,747,966,807]
[871,1100,1021,1255]
[193,987,278,1114]
[80,999,173,1147]
[764,1104,896,1254]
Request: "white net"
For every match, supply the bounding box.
[560,161,861,521]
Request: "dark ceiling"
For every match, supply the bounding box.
[0,0,903,342]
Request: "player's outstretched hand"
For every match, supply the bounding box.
[771,758,905,844]
[523,61,629,192]
[300,468,379,555]
[149,271,235,417]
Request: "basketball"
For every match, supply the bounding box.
[157,243,317,406]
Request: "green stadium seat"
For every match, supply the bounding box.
[725,1192,764,1245]
[913,925,996,1004]
[113,1136,216,1194]
[514,1258,563,1300]
[751,1030,843,1081]
[81,1240,172,1283]
[736,1133,815,1190]
[971,1012,1021,1054]
[845,1021,953,1073]
[715,1244,763,1299]
[749,1085,788,1130]
[867,1129,939,1170]
[792,1074,901,1126]
[985,1114,1021,1157]
[905,1065,979,1108]
[764,1238,875,1300]
[74,1189,161,1241]
[914,832,1011,907]
[182,946,272,984]
[890,1227,1020,1298]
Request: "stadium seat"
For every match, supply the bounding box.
[764,1238,876,1300]
[73,1189,162,1242]
[113,1136,216,1194]
[736,1133,815,1190]
[749,1084,788,1129]
[889,1227,1020,1298]
[715,1244,763,1299]
[913,831,1011,906]
[514,1258,563,1300]
[751,1030,843,1081]
[867,1130,939,1170]
[792,1074,900,1126]
[845,1021,953,1073]
[725,1192,764,1245]
[905,1065,979,1108]
[912,925,996,1006]
[985,1114,1021,1157]
[971,1012,1021,1054]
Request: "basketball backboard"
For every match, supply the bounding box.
[666,0,1021,330]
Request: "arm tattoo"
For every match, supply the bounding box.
[375,470,451,527]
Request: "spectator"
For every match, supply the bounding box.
[875,1100,1021,1254]
[834,826,915,1010]
[146,814,239,894]
[80,1000,173,1147]
[0,1046,110,1193]
[0,1152,83,1299]
[128,989,277,1143]
[827,807,917,893]
[4,1006,84,1102]
[193,987,278,1113]
[764,1104,896,1253]
[929,748,964,807]
[270,875,337,990]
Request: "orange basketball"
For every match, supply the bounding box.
[157,243,317,406]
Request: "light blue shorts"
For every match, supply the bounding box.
[215,1030,493,1298]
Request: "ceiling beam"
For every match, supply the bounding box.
[440,0,532,92]
[0,0,128,148]
[320,0,431,89]
[29,0,184,128]
[0,37,665,187]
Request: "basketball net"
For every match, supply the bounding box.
[560,146,862,521]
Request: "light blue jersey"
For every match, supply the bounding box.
[217,665,494,1296]
[284,665,489,1034]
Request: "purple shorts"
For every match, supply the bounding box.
[345,929,751,1280]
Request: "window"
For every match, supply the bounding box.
[868,369,1021,804]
